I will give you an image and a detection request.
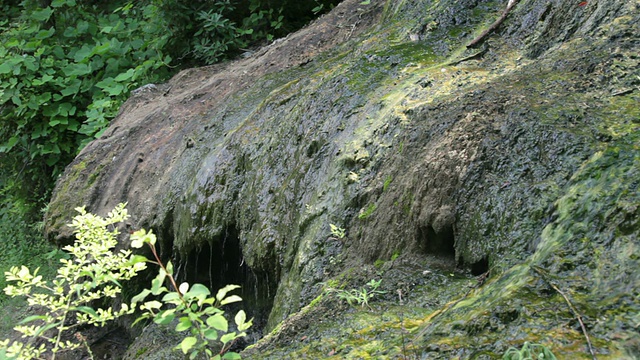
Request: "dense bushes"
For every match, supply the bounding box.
[0,0,340,213]
[0,0,171,213]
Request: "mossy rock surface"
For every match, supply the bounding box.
[44,0,640,358]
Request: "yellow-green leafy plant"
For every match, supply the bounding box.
[329,224,346,239]
[502,342,557,360]
[326,279,385,310]
[130,229,252,360]
[0,204,147,359]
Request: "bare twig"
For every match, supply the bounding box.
[446,45,488,66]
[467,0,520,48]
[532,266,597,360]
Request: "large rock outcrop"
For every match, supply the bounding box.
[45,0,639,358]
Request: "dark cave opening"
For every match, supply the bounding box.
[470,256,489,276]
[177,224,276,338]
[419,224,456,258]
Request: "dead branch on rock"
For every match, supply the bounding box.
[467,0,520,48]
[532,266,597,360]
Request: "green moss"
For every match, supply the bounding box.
[373,259,385,269]
[358,203,377,220]
[382,175,393,192]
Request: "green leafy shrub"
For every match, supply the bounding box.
[0,204,251,360]
[154,0,340,67]
[130,229,252,360]
[0,204,147,359]
[0,0,171,195]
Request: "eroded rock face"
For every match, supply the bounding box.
[46,0,639,357]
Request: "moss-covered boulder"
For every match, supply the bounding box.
[45,0,639,358]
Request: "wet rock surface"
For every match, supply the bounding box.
[44,0,639,358]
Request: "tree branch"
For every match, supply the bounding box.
[467,0,519,48]
[532,266,597,360]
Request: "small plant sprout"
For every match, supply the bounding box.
[326,279,386,310]
[130,229,252,360]
[502,342,557,360]
[329,224,346,239]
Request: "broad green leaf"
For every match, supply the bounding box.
[234,310,246,327]
[185,283,210,299]
[142,300,162,310]
[222,352,242,359]
[60,80,81,97]
[0,136,19,152]
[91,42,112,57]
[31,8,53,22]
[178,336,197,354]
[51,0,68,7]
[35,28,55,40]
[63,63,91,77]
[161,292,181,303]
[203,328,218,340]
[175,317,192,332]
[23,56,39,71]
[42,104,60,117]
[73,45,93,62]
[206,313,227,332]
[114,69,135,82]
[0,62,12,74]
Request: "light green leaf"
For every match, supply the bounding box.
[215,284,240,302]
[63,63,91,77]
[60,80,81,97]
[220,332,237,345]
[185,283,210,299]
[0,62,12,74]
[143,300,162,310]
[234,310,246,327]
[151,268,167,295]
[220,295,242,305]
[161,291,181,303]
[175,317,192,332]
[222,352,242,359]
[114,69,135,82]
[203,328,218,340]
[178,336,197,354]
[206,313,227,332]
[131,289,151,305]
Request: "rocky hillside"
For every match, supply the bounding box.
[45,0,639,358]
